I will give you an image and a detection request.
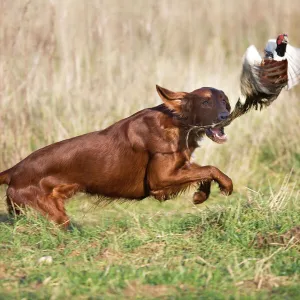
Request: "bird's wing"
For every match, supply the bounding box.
[240,45,267,98]
[285,44,300,89]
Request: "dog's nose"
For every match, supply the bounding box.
[218,112,229,120]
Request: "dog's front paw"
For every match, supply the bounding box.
[193,191,209,205]
[219,179,233,196]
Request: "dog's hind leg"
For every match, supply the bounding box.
[6,185,64,223]
[7,183,80,228]
[37,183,81,227]
[35,194,70,227]
[6,187,24,216]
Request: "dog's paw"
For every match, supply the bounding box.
[193,191,209,205]
[219,180,233,196]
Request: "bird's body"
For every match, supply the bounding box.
[239,33,300,109]
[239,42,288,111]
[263,35,300,89]
[213,33,299,129]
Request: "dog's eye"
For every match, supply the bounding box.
[202,100,209,107]
[222,99,227,105]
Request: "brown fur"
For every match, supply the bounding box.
[0,85,233,227]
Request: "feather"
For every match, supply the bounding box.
[265,39,277,54]
[285,44,300,89]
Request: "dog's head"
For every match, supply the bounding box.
[156,85,231,144]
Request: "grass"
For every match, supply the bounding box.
[0,178,299,299]
[1,0,300,299]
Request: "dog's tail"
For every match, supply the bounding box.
[0,168,13,186]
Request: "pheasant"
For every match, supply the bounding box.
[213,33,300,128]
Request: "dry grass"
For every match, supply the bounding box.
[0,0,300,189]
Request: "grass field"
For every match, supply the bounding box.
[0,0,300,299]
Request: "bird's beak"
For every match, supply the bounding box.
[283,36,289,44]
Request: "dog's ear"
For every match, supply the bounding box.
[156,85,187,113]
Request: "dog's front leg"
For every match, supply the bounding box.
[147,153,233,201]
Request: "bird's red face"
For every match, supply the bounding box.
[276,33,289,45]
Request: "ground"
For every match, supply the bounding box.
[0,177,299,299]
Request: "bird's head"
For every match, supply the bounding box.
[276,33,289,45]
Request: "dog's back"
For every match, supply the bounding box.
[0,108,164,197]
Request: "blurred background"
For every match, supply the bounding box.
[0,0,299,204]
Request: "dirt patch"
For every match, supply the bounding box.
[132,242,165,256]
[123,281,174,299]
[95,248,123,263]
[65,241,102,258]
[253,226,300,248]
[236,275,290,291]
[69,249,82,257]
[0,264,9,280]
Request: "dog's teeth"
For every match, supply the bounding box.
[216,133,227,139]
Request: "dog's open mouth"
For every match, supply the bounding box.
[205,127,227,144]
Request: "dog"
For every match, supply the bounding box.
[0,85,233,227]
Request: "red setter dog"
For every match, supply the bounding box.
[0,85,233,227]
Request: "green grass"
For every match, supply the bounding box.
[0,180,299,299]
